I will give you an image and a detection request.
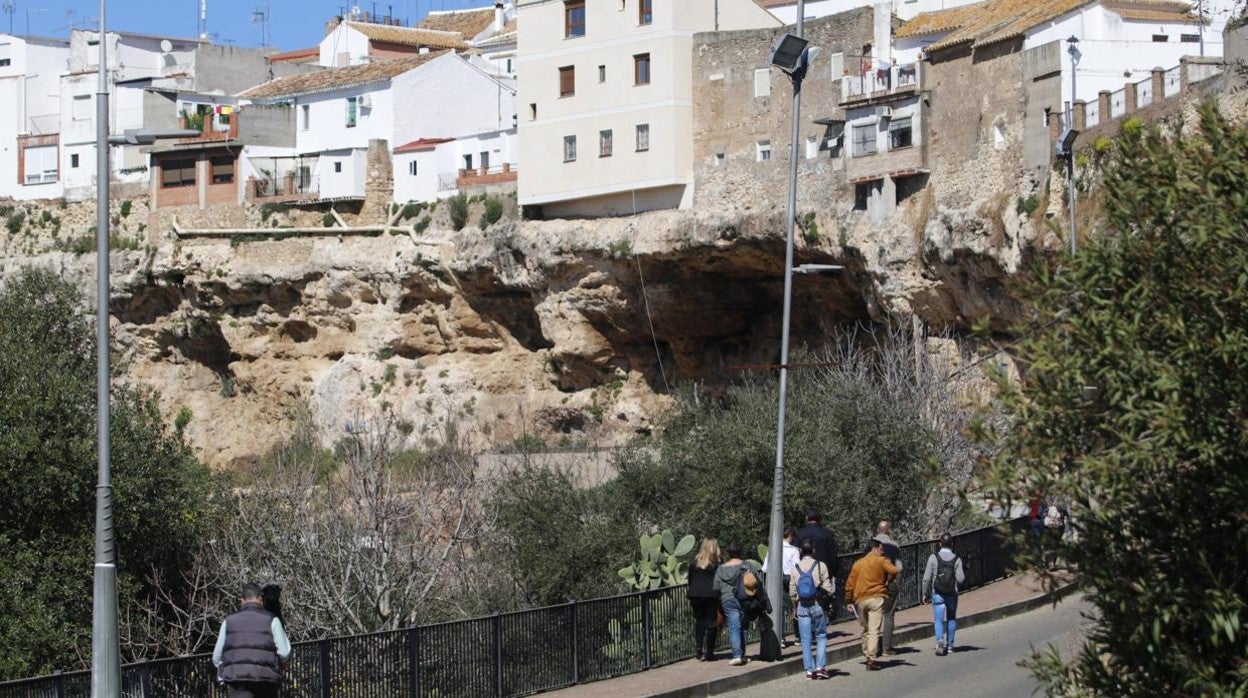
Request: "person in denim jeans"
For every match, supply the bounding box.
[789,540,836,679]
[922,534,966,656]
[712,542,766,666]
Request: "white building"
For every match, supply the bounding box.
[319,17,470,67]
[895,0,1234,105]
[760,0,986,23]
[517,0,781,218]
[240,51,516,204]
[0,34,70,201]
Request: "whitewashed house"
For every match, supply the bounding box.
[239,50,516,204]
[319,15,470,67]
[0,34,70,201]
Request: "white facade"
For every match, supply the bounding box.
[0,35,70,201]
[765,0,985,24]
[469,2,519,77]
[320,23,374,68]
[393,129,518,203]
[517,0,781,217]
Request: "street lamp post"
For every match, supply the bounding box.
[1066,36,1079,255]
[90,1,198,692]
[763,0,808,662]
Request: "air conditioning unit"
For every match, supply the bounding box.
[358,94,373,108]
[875,105,893,119]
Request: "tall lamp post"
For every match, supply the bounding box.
[1063,36,1079,255]
[90,2,198,693]
[763,0,828,661]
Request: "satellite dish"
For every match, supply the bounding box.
[160,39,173,52]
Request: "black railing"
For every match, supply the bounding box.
[0,517,1027,698]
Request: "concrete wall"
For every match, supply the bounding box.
[195,44,317,94]
[239,104,296,148]
[1021,41,1064,178]
[691,9,875,211]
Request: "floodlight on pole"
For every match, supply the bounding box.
[769,33,809,73]
[107,128,201,145]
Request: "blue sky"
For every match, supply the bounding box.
[9,0,494,51]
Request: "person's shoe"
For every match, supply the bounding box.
[814,668,831,680]
[946,645,956,654]
[729,657,746,666]
[866,659,881,671]
[695,649,703,661]
[936,640,947,656]
[805,671,815,680]
[703,651,716,662]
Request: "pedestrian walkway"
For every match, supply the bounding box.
[544,572,1072,698]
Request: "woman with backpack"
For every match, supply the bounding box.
[921,533,966,656]
[790,540,836,679]
[712,542,767,666]
[687,538,721,661]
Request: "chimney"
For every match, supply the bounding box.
[325,15,343,36]
[494,1,504,32]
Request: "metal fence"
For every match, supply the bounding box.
[0,518,1026,698]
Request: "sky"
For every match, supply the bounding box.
[5,0,496,50]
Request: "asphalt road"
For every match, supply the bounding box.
[724,595,1093,697]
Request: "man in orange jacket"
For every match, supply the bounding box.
[844,538,900,670]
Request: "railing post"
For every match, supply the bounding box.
[570,601,580,685]
[641,592,652,670]
[493,612,504,697]
[53,669,64,698]
[317,638,331,698]
[407,625,420,698]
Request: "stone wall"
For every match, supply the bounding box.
[690,8,875,212]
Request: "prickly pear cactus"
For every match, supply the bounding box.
[617,530,696,591]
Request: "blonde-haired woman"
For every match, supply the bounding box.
[687,537,721,661]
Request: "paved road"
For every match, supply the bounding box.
[724,595,1093,697]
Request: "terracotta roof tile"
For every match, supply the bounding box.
[267,46,319,63]
[394,137,456,153]
[416,7,496,38]
[240,52,445,99]
[346,21,469,50]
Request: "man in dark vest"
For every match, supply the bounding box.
[795,511,839,615]
[213,583,292,698]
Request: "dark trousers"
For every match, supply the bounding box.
[226,682,280,698]
[689,597,719,655]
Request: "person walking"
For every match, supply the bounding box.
[922,534,966,656]
[762,529,800,646]
[713,542,769,666]
[844,539,899,670]
[795,511,839,616]
[875,521,903,656]
[687,538,721,661]
[213,583,292,698]
[790,540,835,679]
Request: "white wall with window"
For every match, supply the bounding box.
[291,84,393,156]
[0,35,70,200]
[845,98,922,158]
[22,144,58,185]
[315,148,367,200]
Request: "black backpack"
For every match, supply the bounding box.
[934,555,958,596]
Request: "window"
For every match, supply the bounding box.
[559,65,575,97]
[480,151,490,170]
[161,158,196,188]
[1152,34,1168,42]
[0,42,9,67]
[635,123,649,152]
[408,160,418,176]
[754,68,771,98]
[346,97,358,128]
[72,95,91,121]
[71,154,80,168]
[1181,33,1200,43]
[639,0,653,25]
[852,123,877,157]
[334,161,343,173]
[805,135,819,159]
[22,145,58,184]
[756,140,772,161]
[563,135,577,162]
[300,104,310,131]
[210,155,234,184]
[463,154,474,170]
[634,53,650,85]
[0,59,9,67]
[564,0,585,38]
[297,166,311,189]
[853,181,874,211]
[598,64,606,82]
[713,153,725,166]
[530,103,537,119]
[828,52,844,82]
[599,129,613,157]
[889,117,913,150]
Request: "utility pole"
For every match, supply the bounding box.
[2,2,15,34]
[1067,36,1079,255]
[90,0,121,694]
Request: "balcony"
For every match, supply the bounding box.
[841,62,920,106]
[438,163,517,192]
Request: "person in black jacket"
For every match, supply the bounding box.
[795,511,839,614]
[687,537,721,660]
[213,583,292,698]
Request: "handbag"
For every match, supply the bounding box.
[715,608,725,627]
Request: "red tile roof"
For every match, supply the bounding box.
[267,46,319,63]
[393,137,456,154]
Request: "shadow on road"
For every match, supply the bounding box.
[951,645,985,653]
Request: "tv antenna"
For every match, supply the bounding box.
[250,4,270,48]
[197,0,208,40]
[2,2,15,35]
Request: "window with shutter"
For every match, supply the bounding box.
[559,66,575,97]
[564,1,585,37]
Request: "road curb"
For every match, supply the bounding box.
[643,581,1078,698]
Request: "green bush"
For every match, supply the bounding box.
[482,197,504,226]
[448,193,469,231]
[119,200,133,218]
[978,104,1248,696]
[1015,195,1040,216]
[401,202,425,220]
[5,212,25,235]
[413,215,431,234]
[322,213,336,228]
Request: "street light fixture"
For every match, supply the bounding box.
[769,33,809,73]
[1064,36,1079,256]
[91,4,199,696]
